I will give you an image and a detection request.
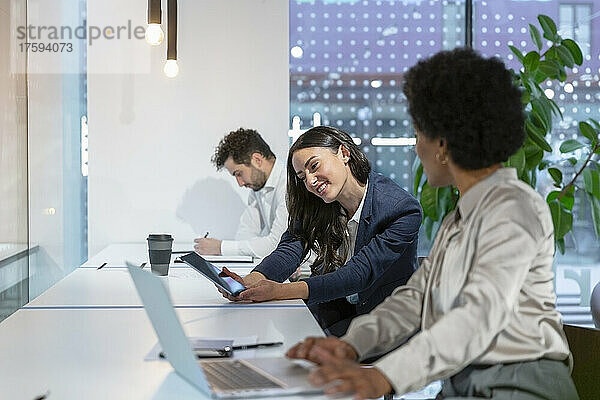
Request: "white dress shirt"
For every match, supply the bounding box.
[341,168,571,395]
[344,180,368,304]
[220,161,288,257]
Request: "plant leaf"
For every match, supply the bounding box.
[579,121,597,144]
[437,186,455,218]
[523,51,540,72]
[547,98,563,119]
[562,185,575,210]
[582,169,600,199]
[525,119,552,152]
[533,98,553,127]
[545,46,558,61]
[547,188,575,211]
[538,159,551,170]
[559,139,585,153]
[546,190,560,203]
[506,147,526,177]
[423,216,434,240]
[548,167,562,185]
[509,45,525,63]
[530,109,547,131]
[529,168,538,188]
[520,73,542,98]
[524,145,544,170]
[531,99,552,131]
[538,60,559,78]
[529,24,543,50]
[588,194,600,239]
[567,157,578,166]
[521,89,530,105]
[538,14,558,41]
[556,237,566,254]
[556,45,575,68]
[413,162,423,197]
[561,38,583,65]
[557,66,567,82]
[548,200,572,240]
[420,181,439,221]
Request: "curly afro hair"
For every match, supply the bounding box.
[403,47,525,170]
[211,128,275,170]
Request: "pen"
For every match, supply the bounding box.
[158,342,283,359]
[204,231,209,238]
[229,341,283,351]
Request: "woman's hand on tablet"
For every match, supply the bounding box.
[238,280,309,302]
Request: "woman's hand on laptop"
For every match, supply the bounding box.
[307,351,393,400]
[286,337,358,364]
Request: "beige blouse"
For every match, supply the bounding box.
[342,168,571,395]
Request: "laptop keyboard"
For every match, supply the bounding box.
[202,360,284,391]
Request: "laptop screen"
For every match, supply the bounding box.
[126,263,211,394]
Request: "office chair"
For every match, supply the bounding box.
[591,282,600,329]
[563,324,600,400]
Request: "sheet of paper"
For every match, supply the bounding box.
[201,255,254,263]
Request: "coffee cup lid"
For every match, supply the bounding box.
[147,234,173,241]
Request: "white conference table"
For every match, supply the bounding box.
[0,243,349,399]
[82,243,261,269]
[2,242,438,399]
[24,267,305,309]
[0,307,341,400]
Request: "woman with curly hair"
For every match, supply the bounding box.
[288,48,579,399]
[219,125,422,336]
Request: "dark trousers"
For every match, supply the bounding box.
[437,359,579,400]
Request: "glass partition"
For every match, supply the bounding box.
[0,0,28,322]
[0,0,88,322]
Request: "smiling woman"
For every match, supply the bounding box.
[220,126,422,336]
[287,126,371,276]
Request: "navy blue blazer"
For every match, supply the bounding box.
[253,171,421,320]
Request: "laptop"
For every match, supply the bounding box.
[126,262,322,398]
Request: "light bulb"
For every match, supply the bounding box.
[145,24,164,46]
[164,59,179,78]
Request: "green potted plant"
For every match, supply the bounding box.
[414,14,600,253]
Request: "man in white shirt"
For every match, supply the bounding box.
[193,128,288,258]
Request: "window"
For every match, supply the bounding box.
[472,0,600,327]
[291,0,600,329]
[289,0,465,253]
[559,3,592,59]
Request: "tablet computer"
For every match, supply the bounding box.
[179,252,246,296]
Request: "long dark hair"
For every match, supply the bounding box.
[286,126,371,275]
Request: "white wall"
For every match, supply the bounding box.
[87,0,289,256]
